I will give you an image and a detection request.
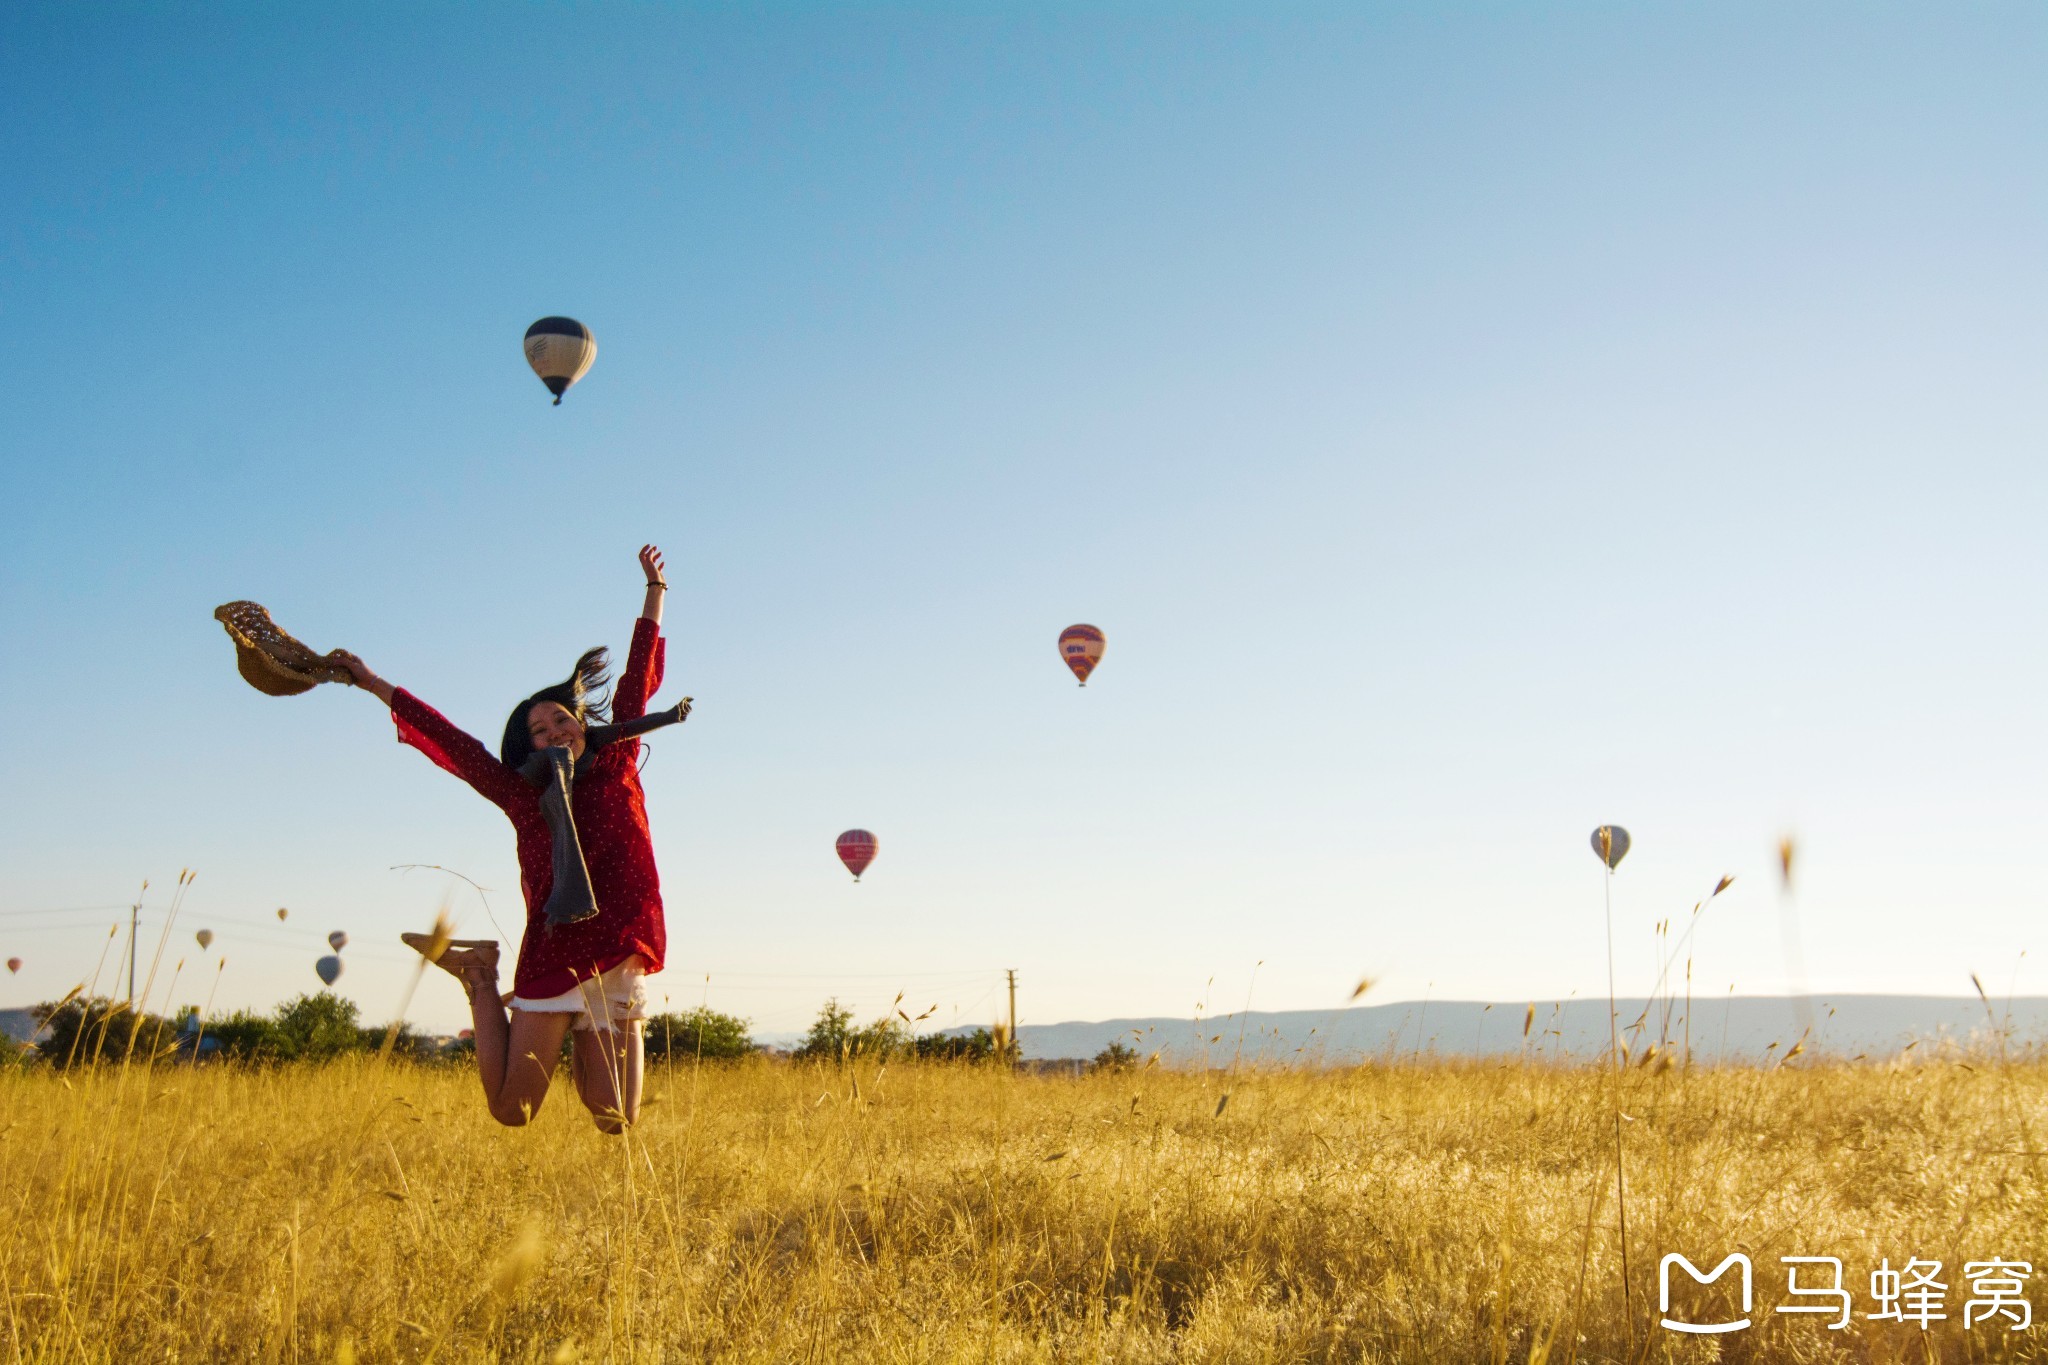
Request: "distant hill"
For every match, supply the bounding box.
[8,998,2036,1064]
[998,995,2048,1065]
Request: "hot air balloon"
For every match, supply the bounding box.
[5,958,19,975]
[523,317,596,405]
[328,931,348,952]
[1059,624,1105,687]
[276,907,289,922]
[1590,825,1631,870]
[315,955,343,987]
[836,829,878,883]
[195,929,214,950]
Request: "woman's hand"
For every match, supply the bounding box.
[330,650,396,705]
[639,543,667,625]
[639,544,667,589]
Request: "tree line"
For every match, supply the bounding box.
[8,993,758,1068]
[5,993,1138,1071]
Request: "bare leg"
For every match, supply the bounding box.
[461,971,572,1125]
[411,939,573,1127]
[572,1022,644,1134]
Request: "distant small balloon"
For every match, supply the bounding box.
[315,955,343,987]
[836,829,878,882]
[195,929,214,950]
[328,931,348,952]
[276,907,289,922]
[1590,825,1632,869]
[524,317,597,405]
[1058,624,1106,687]
[5,958,19,975]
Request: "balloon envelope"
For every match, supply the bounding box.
[523,317,597,405]
[328,931,348,952]
[1590,825,1632,869]
[195,929,214,950]
[315,955,343,987]
[5,958,18,975]
[836,829,878,882]
[1059,624,1105,686]
[276,907,289,922]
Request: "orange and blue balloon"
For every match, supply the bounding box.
[1059,624,1105,687]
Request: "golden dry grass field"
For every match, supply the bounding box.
[4,1052,2047,1363]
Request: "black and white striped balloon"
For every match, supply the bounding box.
[523,317,596,405]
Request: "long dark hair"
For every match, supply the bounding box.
[499,647,611,769]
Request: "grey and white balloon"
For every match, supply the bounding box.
[1589,825,1631,869]
[523,317,597,405]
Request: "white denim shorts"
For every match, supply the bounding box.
[509,955,648,1032]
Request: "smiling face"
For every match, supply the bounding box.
[526,701,587,760]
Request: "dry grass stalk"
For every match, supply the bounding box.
[7,1053,2039,1360]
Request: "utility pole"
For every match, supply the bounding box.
[127,880,146,1005]
[1005,968,1018,1067]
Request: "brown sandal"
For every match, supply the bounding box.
[400,932,499,975]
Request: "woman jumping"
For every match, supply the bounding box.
[333,544,684,1133]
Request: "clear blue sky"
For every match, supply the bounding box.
[4,4,2043,1035]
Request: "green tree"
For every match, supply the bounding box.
[645,1007,754,1061]
[202,1008,288,1061]
[795,998,856,1060]
[270,993,364,1061]
[31,997,179,1067]
[795,999,912,1062]
[365,1020,440,1060]
[1091,1040,1139,1072]
[915,1027,996,1063]
[851,1016,912,1058]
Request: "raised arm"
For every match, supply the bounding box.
[639,543,666,627]
[332,651,527,810]
[614,545,670,722]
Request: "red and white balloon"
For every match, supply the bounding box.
[836,829,878,883]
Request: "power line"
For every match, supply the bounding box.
[0,904,135,920]
[677,968,1003,980]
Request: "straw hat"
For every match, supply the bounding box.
[213,601,352,697]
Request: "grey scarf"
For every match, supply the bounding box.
[517,699,693,928]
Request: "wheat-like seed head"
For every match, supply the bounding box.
[424,909,454,963]
[491,1220,545,1299]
